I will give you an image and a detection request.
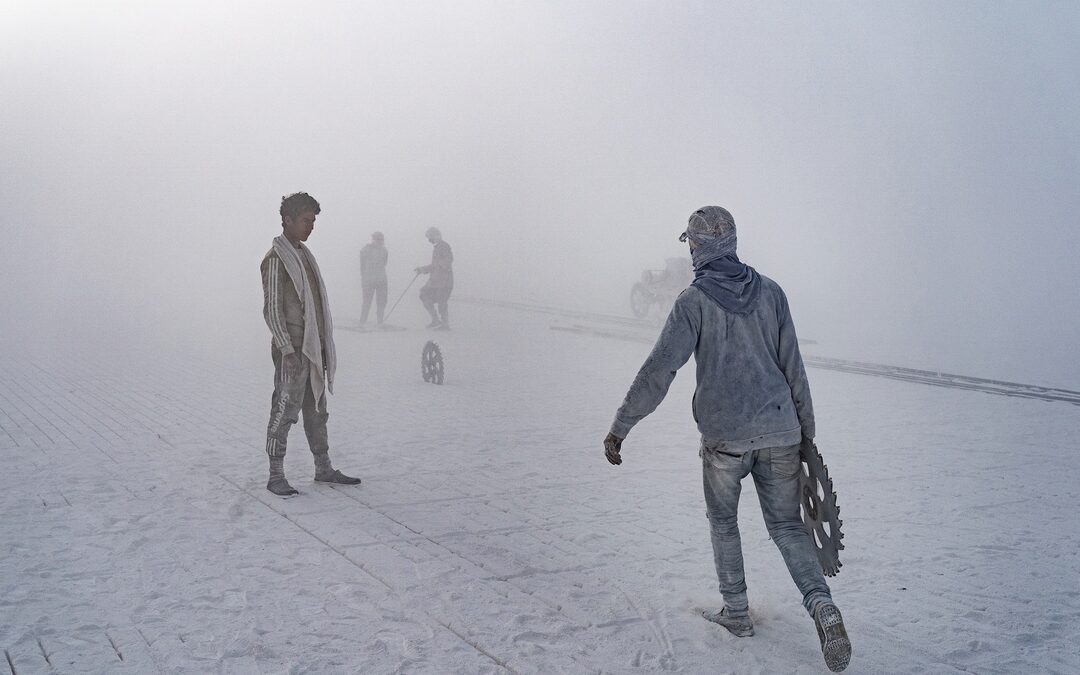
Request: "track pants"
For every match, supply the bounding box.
[265,349,329,458]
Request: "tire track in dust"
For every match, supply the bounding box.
[544,322,1080,406]
[436,621,520,675]
[615,585,676,667]
[461,295,1080,406]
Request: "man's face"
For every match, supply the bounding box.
[284,210,317,242]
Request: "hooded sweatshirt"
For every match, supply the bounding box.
[610,272,814,453]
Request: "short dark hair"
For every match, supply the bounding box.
[280,192,321,221]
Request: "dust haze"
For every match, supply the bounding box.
[3,1,1079,387]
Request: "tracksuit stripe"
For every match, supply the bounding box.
[268,259,290,350]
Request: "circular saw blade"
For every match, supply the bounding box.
[421,341,444,385]
[798,440,845,576]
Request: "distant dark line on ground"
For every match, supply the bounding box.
[460,298,1080,406]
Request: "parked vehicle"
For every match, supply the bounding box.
[630,257,693,319]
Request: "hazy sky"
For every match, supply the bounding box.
[3,1,1079,386]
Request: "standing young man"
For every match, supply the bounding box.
[603,206,851,672]
[415,226,453,329]
[260,192,361,496]
[359,231,388,327]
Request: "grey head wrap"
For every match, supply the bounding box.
[684,206,737,269]
[684,206,762,314]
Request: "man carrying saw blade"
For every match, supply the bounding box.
[603,206,851,672]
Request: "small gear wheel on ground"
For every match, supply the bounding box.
[798,440,845,576]
[421,341,444,385]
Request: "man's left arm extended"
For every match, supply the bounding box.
[606,295,699,463]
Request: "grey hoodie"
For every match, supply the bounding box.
[610,274,814,453]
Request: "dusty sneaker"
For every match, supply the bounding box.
[703,607,754,637]
[267,477,299,496]
[315,469,361,485]
[814,603,851,672]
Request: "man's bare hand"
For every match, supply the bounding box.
[282,352,302,380]
[604,432,624,466]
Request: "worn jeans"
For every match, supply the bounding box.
[265,349,329,458]
[702,441,832,617]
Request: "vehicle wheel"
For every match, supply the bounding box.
[630,283,651,318]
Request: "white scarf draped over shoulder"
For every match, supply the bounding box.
[272,235,337,408]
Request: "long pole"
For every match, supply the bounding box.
[384,272,421,322]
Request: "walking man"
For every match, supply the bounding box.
[359,231,388,327]
[603,206,851,672]
[415,226,453,329]
[260,192,361,496]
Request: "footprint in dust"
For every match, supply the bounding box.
[229,501,245,520]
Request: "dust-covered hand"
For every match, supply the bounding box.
[282,352,302,380]
[604,432,624,466]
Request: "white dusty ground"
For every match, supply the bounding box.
[2,301,1079,674]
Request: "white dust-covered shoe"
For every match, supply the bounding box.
[814,603,851,672]
[703,607,754,637]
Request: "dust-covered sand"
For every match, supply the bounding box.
[2,302,1078,673]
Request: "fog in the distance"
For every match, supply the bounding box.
[3,2,1078,387]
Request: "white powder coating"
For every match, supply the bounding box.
[1,302,1077,673]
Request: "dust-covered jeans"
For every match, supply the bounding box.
[265,349,329,458]
[701,441,832,617]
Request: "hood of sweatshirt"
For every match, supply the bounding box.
[691,254,761,315]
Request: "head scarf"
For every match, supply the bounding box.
[683,207,761,314]
[684,206,738,268]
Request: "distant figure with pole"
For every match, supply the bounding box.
[415,227,453,330]
[359,231,388,328]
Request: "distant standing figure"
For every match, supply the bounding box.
[359,231,388,326]
[415,227,453,329]
[603,206,851,672]
[260,192,361,496]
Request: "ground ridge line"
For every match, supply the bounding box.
[436,620,519,674]
[218,475,395,591]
